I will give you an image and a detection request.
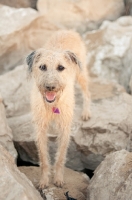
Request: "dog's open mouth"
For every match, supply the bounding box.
[45,91,56,103]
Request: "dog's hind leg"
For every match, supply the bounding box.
[77,69,91,121]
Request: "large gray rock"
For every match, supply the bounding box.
[0,145,42,200]
[74,92,132,169]
[84,16,132,92]
[0,95,17,159]
[19,166,89,200]
[87,150,132,200]
[0,5,59,74]
[37,0,124,32]
[0,65,31,117]
[0,5,38,74]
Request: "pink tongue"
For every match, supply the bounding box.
[46,92,56,101]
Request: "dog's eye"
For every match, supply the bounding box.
[57,65,65,71]
[39,64,47,71]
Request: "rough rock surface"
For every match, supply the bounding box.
[74,92,132,170]
[0,145,42,200]
[19,166,89,200]
[84,16,132,91]
[0,5,38,74]
[87,150,132,200]
[0,95,17,159]
[0,5,59,74]
[0,0,37,9]
[0,65,31,117]
[37,0,124,32]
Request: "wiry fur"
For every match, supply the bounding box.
[26,30,91,189]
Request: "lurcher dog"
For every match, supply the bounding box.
[26,30,91,189]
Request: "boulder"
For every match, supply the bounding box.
[0,95,17,159]
[84,16,132,92]
[74,92,132,170]
[0,5,38,74]
[0,5,59,74]
[37,0,124,32]
[0,65,31,117]
[19,166,89,200]
[87,150,132,200]
[0,145,42,200]
[0,0,37,9]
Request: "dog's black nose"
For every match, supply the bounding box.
[46,86,55,91]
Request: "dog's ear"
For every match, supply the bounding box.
[26,51,36,73]
[65,51,81,69]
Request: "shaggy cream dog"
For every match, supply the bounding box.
[26,30,91,189]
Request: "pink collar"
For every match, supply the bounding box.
[52,107,60,114]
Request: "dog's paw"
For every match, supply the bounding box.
[81,110,91,121]
[54,177,64,188]
[38,177,49,189]
[54,171,64,188]
[54,165,64,188]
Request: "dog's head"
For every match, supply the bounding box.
[26,48,81,103]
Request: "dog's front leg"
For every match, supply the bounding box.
[77,71,91,120]
[54,124,71,187]
[36,124,50,189]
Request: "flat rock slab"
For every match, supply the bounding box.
[87,150,132,200]
[19,166,89,200]
[0,145,42,200]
